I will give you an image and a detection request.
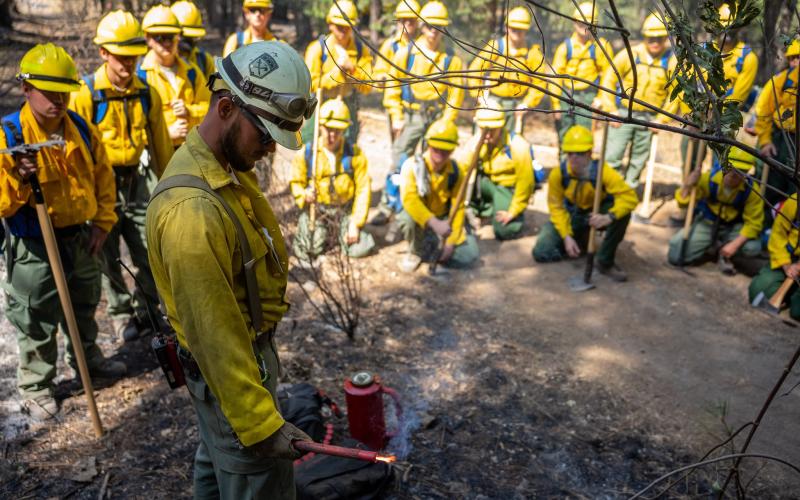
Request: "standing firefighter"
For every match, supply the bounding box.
[373,0,421,83]
[223,0,279,57]
[667,147,763,271]
[532,125,638,281]
[71,10,173,341]
[467,6,547,135]
[304,0,373,145]
[172,1,216,80]
[397,119,479,272]
[754,39,800,206]
[550,2,612,141]
[1,44,125,420]
[465,108,535,240]
[600,13,679,188]
[146,42,314,498]
[290,99,375,263]
[749,192,800,320]
[139,5,210,147]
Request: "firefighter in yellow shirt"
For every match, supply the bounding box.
[754,39,800,206]
[71,10,173,341]
[290,99,375,263]
[550,2,612,141]
[373,0,421,84]
[463,108,534,240]
[172,1,215,80]
[749,192,800,320]
[222,0,279,57]
[304,0,373,145]
[138,5,210,146]
[468,7,547,136]
[667,147,763,272]
[600,13,679,188]
[533,126,638,281]
[396,119,479,272]
[1,44,125,420]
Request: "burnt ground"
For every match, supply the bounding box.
[1,19,800,500]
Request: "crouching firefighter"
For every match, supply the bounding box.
[146,42,313,499]
[290,98,375,264]
[532,125,638,281]
[667,147,763,273]
[396,119,480,273]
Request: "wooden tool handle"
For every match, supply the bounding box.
[769,277,795,310]
[587,122,610,253]
[681,139,699,241]
[308,89,323,232]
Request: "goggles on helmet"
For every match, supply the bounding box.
[219,56,317,120]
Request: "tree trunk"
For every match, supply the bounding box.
[0,0,12,29]
[369,0,381,45]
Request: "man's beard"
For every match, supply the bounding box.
[221,121,254,172]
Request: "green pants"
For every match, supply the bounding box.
[293,211,375,261]
[396,210,480,268]
[764,129,797,206]
[606,111,656,188]
[532,200,630,267]
[472,176,524,240]
[101,167,158,322]
[4,228,104,399]
[667,217,762,265]
[184,334,294,499]
[301,93,359,146]
[391,107,441,169]
[556,88,597,143]
[749,266,800,320]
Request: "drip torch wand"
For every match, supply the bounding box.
[293,440,397,464]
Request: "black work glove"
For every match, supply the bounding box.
[249,422,312,460]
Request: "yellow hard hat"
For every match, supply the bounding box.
[562,125,593,153]
[425,119,458,151]
[787,39,800,57]
[142,5,182,35]
[326,0,358,27]
[318,99,351,130]
[172,1,206,38]
[395,0,421,20]
[573,2,596,23]
[243,0,273,8]
[17,43,80,93]
[93,10,147,56]
[475,108,506,129]
[420,1,449,27]
[718,3,732,26]
[642,13,668,37]
[507,7,531,31]
[728,146,755,170]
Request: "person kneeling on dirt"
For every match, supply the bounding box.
[397,119,480,272]
[462,107,535,240]
[667,147,763,273]
[290,98,375,264]
[749,193,800,319]
[532,125,637,281]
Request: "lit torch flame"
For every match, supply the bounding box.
[376,454,397,464]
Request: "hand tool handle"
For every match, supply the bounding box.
[638,133,659,218]
[308,88,323,232]
[583,122,610,283]
[769,277,795,311]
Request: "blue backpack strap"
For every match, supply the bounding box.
[391,40,399,54]
[589,43,596,60]
[497,37,505,55]
[319,34,329,65]
[565,37,573,61]
[503,144,512,159]
[443,47,454,71]
[355,38,363,59]
[196,49,207,75]
[186,65,197,88]
[783,69,795,91]
[82,74,109,125]
[560,161,569,189]
[401,49,416,103]
[588,160,599,184]
[236,30,245,48]
[341,141,354,175]
[305,142,313,179]
[736,45,751,74]
[447,160,459,191]
[660,49,672,71]
[2,111,23,148]
[136,65,148,84]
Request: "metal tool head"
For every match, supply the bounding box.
[631,213,651,225]
[750,291,780,315]
[568,275,595,292]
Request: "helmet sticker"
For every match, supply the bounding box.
[249,53,278,78]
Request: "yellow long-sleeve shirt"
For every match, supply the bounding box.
[0,103,117,232]
[70,64,173,177]
[754,66,799,145]
[305,35,373,98]
[550,33,613,110]
[222,28,278,57]
[138,51,210,146]
[600,43,679,123]
[383,39,465,123]
[399,150,466,246]
[674,170,762,239]
[289,142,371,228]
[146,128,289,447]
[768,194,800,269]
[721,41,758,104]
[467,37,546,108]
[373,33,409,84]
[546,160,638,238]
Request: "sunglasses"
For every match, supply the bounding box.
[152,34,176,44]
[246,7,271,15]
[237,101,275,145]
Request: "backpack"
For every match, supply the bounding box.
[385,155,458,213]
[1,110,93,238]
[277,383,341,443]
[136,60,197,90]
[82,73,152,126]
[697,165,752,223]
[565,37,601,83]
[400,45,455,105]
[294,438,394,500]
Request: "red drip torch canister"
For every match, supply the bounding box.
[344,371,403,451]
